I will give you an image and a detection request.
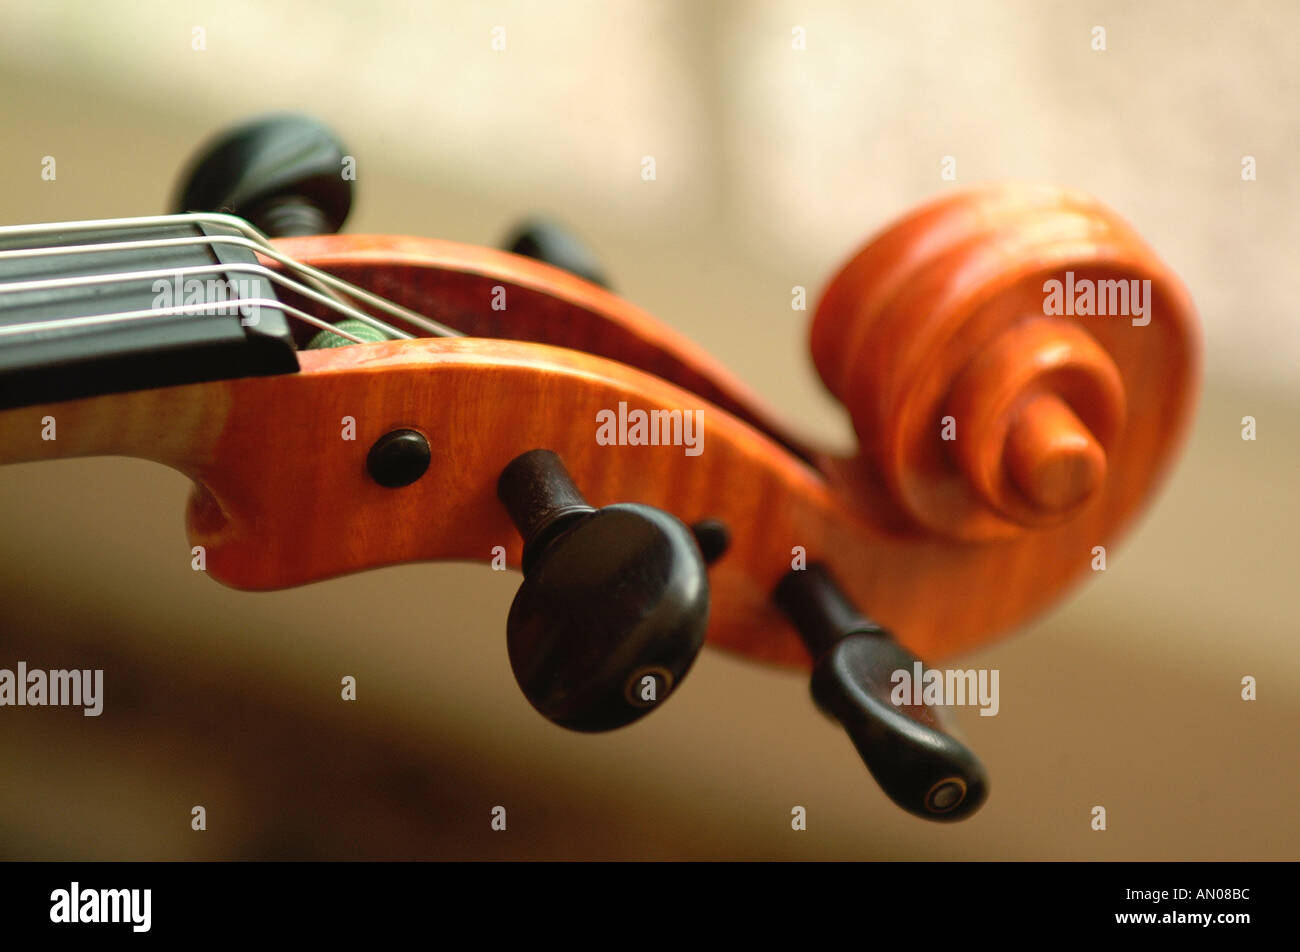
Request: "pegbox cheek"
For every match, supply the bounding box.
[811,185,1199,543]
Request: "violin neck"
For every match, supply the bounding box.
[0,381,224,472]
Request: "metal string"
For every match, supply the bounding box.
[0,262,411,340]
[0,213,464,341]
[0,299,369,343]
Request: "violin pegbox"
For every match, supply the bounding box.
[810,184,1199,543]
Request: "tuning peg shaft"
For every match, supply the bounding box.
[774,564,988,821]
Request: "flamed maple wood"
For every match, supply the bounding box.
[0,185,1199,667]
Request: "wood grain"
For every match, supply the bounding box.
[0,185,1200,669]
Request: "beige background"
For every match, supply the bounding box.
[0,0,1296,859]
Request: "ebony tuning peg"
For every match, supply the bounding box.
[774,564,989,821]
[496,449,709,731]
[502,218,610,289]
[174,114,352,238]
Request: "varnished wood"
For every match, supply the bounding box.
[269,233,815,459]
[811,186,1198,543]
[0,185,1200,668]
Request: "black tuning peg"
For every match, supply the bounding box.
[502,218,610,289]
[774,564,989,821]
[496,449,709,731]
[174,114,352,238]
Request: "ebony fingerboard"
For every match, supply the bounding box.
[0,220,298,410]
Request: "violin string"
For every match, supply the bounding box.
[0,217,458,339]
[0,213,465,341]
[0,231,462,339]
[0,212,365,331]
[0,261,414,341]
[0,211,262,239]
[0,298,370,342]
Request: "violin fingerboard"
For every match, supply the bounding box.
[0,220,298,410]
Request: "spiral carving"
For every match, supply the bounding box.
[812,185,1198,541]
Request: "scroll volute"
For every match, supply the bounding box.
[812,185,1199,542]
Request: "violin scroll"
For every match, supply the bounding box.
[812,185,1198,542]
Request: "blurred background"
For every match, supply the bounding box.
[0,0,1295,859]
